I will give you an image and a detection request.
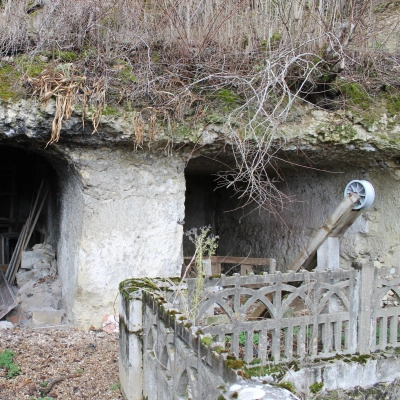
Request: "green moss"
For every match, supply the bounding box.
[151,51,160,63]
[201,336,213,346]
[216,89,238,105]
[119,277,159,299]
[339,82,372,110]
[204,114,225,125]
[317,123,358,142]
[385,93,400,116]
[287,360,300,372]
[15,55,48,77]
[225,358,245,370]
[119,67,136,83]
[0,64,20,101]
[217,396,226,400]
[59,51,78,62]
[350,354,371,365]
[269,32,281,49]
[102,105,120,117]
[310,382,324,394]
[174,123,193,138]
[244,363,287,379]
[276,381,296,394]
[214,347,228,354]
[332,124,358,140]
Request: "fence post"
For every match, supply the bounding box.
[353,258,375,355]
[317,237,340,271]
[119,290,143,400]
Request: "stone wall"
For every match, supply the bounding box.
[61,147,186,328]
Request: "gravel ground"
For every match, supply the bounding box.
[0,328,123,400]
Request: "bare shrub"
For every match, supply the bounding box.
[0,0,397,211]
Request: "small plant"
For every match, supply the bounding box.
[0,349,20,378]
[185,226,218,319]
[225,332,259,346]
[110,382,120,391]
[40,381,48,387]
[310,382,324,394]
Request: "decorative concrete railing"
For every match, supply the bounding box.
[187,268,357,364]
[119,259,400,399]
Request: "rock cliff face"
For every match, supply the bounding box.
[0,98,399,328]
[0,99,186,328]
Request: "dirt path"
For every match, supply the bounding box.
[0,328,123,400]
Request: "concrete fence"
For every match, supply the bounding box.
[119,259,400,399]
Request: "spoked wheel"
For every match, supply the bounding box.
[344,180,375,210]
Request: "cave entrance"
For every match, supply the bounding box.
[0,147,60,270]
[0,146,63,323]
[183,156,226,257]
[184,156,276,276]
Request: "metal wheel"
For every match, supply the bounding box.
[344,180,375,210]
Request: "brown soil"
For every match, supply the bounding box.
[0,328,123,400]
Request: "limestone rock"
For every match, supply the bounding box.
[13,243,63,321]
[32,307,65,326]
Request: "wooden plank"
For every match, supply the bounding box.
[0,270,18,320]
[288,193,361,272]
[183,256,276,277]
[211,256,274,266]
[8,189,48,284]
[6,180,48,284]
[5,223,27,282]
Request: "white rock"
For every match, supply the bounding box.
[0,321,14,330]
[237,387,266,400]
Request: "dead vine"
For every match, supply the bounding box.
[26,64,108,143]
[27,64,86,145]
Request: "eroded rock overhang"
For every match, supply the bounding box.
[1,98,399,328]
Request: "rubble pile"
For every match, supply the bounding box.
[8,243,65,327]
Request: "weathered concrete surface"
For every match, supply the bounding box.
[226,383,299,400]
[286,356,400,397]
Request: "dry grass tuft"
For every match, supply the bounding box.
[132,111,145,150]
[26,64,86,145]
